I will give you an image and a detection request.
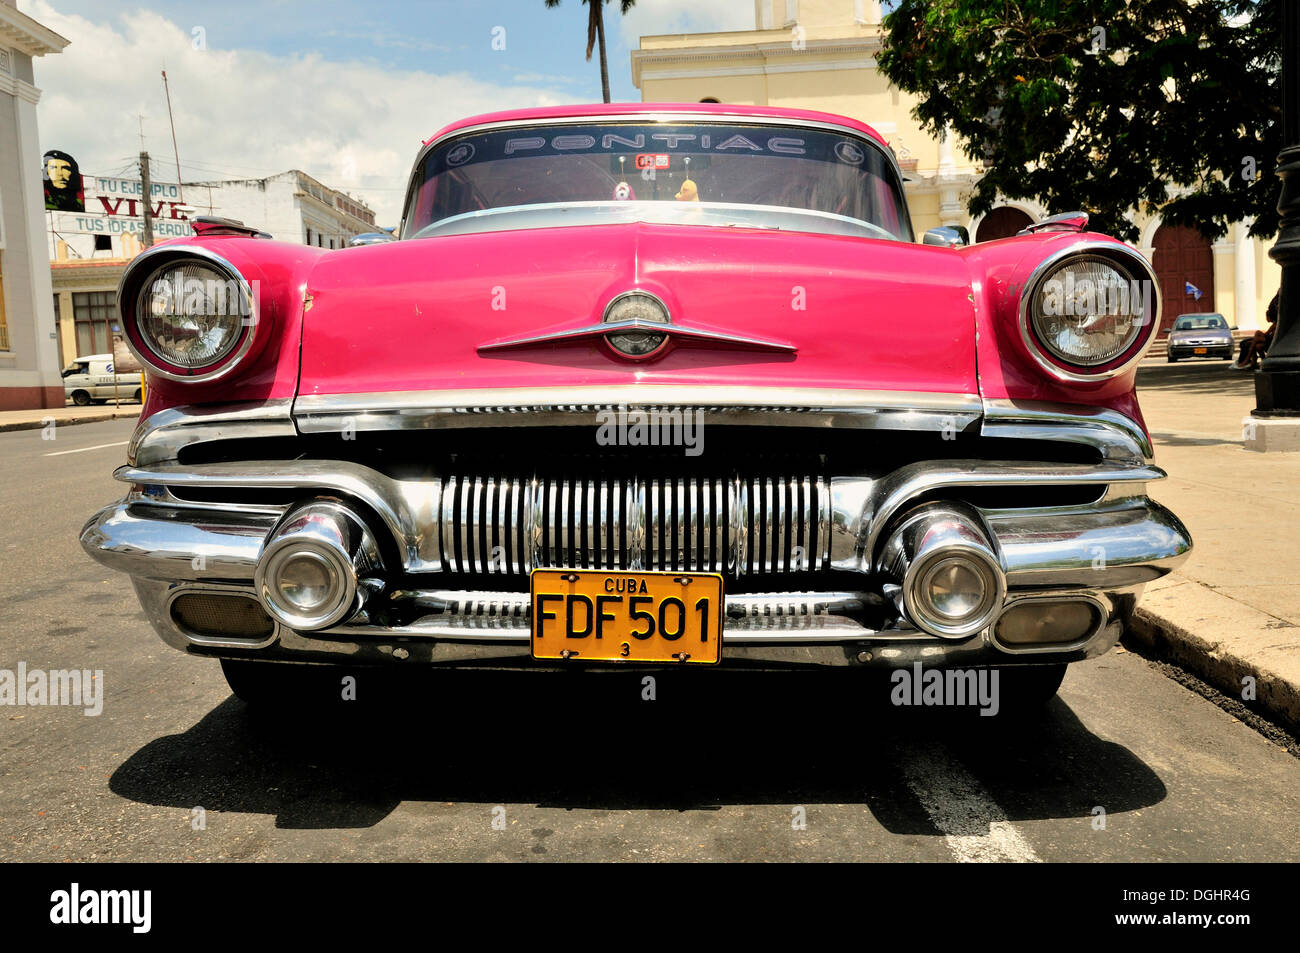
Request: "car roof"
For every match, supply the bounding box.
[421,102,891,150]
[1176,313,1224,319]
[71,354,111,362]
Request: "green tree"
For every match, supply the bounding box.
[545,0,637,104]
[877,0,1281,243]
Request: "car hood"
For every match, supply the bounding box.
[1169,327,1232,341]
[296,222,980,399]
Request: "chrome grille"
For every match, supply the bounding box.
[439,472,827,576]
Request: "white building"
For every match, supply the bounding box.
[0,0,67,410]
[185,170,377,249]
[48,168,377,365]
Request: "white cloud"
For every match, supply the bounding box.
[23,1,579,225]
[616,0,755,49]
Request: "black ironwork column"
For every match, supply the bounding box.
[1255,0,1300,414]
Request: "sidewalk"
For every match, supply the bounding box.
[0,403,141,433]
[1129,363,1300,734]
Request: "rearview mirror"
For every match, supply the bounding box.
[923,226,969,248]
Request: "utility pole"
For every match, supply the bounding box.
[1251,0,1300,439]
[139,151,154,248]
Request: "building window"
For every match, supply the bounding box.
[306,227,312,245]
[0,250,8,351]
[72,291,117,357]
[93,234,113,253]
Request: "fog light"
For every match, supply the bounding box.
[879,504,1006,639]
[276,552,340,612]
[921,557,987,619]
[995,599,1100,648]
[255,502,379,631]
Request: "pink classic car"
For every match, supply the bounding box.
[81,103,1191,709]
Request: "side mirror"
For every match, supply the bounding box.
[923,226,969,248]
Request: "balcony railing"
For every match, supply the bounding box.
[0,323,9,351]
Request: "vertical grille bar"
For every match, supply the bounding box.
[442,470,822,576]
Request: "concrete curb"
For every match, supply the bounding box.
[0,410,140,434]
[1124,574,1300,736]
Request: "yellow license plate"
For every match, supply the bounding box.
[1194,347,1208,355]
[530,569,723,664]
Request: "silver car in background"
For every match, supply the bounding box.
[1166,313,1234,362]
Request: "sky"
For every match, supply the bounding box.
[18,0,757,226]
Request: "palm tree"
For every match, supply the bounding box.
[544,0,636,103]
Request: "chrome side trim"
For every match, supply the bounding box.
[128,399,297,467]
[81,499,275,581]
[985,498,1192,588]
[980,398,1154,465]
[116,461,445,572]
[292,386,984,434]
[855,459,1166,570]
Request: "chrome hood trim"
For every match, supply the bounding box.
[292,386,984,434]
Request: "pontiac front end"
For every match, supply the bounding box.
[80,104,1192,707]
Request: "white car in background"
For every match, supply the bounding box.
[61,354,143,405]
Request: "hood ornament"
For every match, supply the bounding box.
[478,290,797,360]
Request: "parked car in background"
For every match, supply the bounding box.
[80,103,1191,712]
[1166,313,1235,362]
[348,231,395,246]
[62,354,143,405]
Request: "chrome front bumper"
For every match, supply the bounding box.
[81,395,1193,670]
[82,484,1189,670]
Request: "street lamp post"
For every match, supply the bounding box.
[1254,0,1300,418]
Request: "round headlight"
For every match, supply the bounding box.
[603,292,670,357]
[1027,253,1150,368]
[135,258,251,372]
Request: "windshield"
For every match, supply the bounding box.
[1175,315,1227,330]
[403,121,912,242]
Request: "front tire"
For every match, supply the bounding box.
[1167,354,1178,363]
[220,659,326,707]
[71,390,91,406]
[994,663,1067,714]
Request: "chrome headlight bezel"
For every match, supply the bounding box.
[1017,242,1161,382]
[119,246,259,383]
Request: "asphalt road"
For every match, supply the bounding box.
[2,417,1298,862]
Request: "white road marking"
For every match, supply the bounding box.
[898,741,1040,863]
[43,441,129,457]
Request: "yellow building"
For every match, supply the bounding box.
[632,0,1279,333]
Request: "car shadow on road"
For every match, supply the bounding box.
[107,669,1166,834]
